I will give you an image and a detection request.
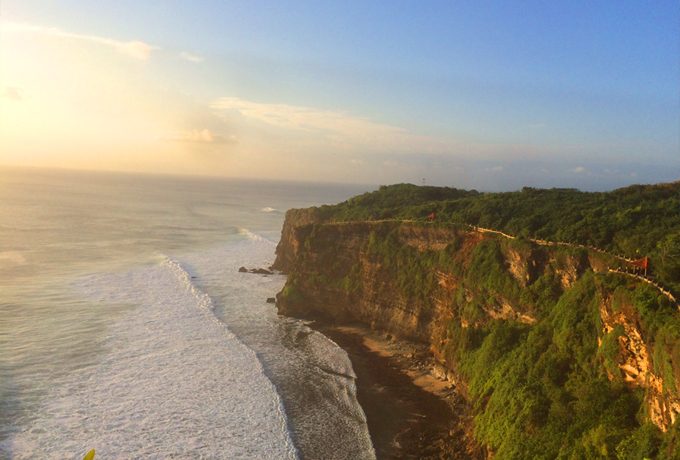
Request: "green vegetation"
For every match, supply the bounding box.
[455,274,652,458]
[283,182,680,458]
[329,222,678,457]
[311,182,680,295]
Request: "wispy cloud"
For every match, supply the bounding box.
[210,97,435,154]
[211,97,406,137]
[209,97,571,159]
[571,165,587,174]
[179,51,204,63]
[1,22,157,60]
[170,128,234,144]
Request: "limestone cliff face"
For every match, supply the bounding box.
[277,221,436,338]
[274,214,680,433]
[271,208,325,272]
[599,292,680,432]
[275,218,601,342]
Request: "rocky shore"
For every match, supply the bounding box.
[316,323,484,459]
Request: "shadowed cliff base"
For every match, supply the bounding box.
[316,323,484,459]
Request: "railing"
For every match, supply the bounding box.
[607,268,678,305]
[467,225,678,308]
[318,218,678,308]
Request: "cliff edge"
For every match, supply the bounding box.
[274,196,680,459]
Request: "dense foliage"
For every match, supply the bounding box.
[356,227,680,458]
[283,182,680,457]
[314,182,680,295]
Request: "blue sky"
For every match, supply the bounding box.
[1,1,678,190]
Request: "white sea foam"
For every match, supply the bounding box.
[183,235,376,459]
[238,227,276,245]
[3,255,298,459]
[0,171,374,459]
[260,207,278,213]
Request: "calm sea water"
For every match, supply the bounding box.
[0,167,375,459]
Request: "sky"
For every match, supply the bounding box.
[1,1,678,190]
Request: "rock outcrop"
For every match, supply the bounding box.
[273,208,680,440]
[599,290,680,431]
[271,207,325,272]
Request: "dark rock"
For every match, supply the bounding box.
[266,297,276,304]
[240,266,274,275]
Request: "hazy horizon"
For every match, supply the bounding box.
[1,1,678,190]
[3,163,677,195]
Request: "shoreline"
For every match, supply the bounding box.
[314,322,483,459]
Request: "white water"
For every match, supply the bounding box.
[182,235,376,460]
[0,169,374,459]
[5,254,297,459]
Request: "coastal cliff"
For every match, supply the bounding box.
[273,185,680,459]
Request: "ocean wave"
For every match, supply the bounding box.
[161,257,216,311]
[4,256,298,459]
[179,242,376,459]
[238,227,277,246]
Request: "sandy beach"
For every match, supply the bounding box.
[317,324,483,459]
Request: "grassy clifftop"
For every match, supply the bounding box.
[309,182,680,297]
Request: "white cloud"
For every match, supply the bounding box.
[179,51,204,63]
[211,97,405,136]
[210,97,577,161]
[171,128,233,144]
[1,22,157,60]
[209,96,437,155]
[571,166,587,174]
[114,40,156,60]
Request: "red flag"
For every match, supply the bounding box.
[630,257,649,270]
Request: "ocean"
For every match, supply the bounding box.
[0,167,375,459]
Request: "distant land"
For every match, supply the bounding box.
[273,182,680,458]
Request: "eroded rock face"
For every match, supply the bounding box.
[506,248,532,287]
[484,299,536,325]
[553,253,589,289]
[397,225,458,252]
[274,214,680,433]
[271,208,324,272]
[599,293,680,431]
[275,220,544,341]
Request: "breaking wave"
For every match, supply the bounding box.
[3,256,298,459]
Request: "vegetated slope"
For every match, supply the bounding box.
[314,182,680,297]
[274,182,680,459]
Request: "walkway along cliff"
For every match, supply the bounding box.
[272,208,680,458]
